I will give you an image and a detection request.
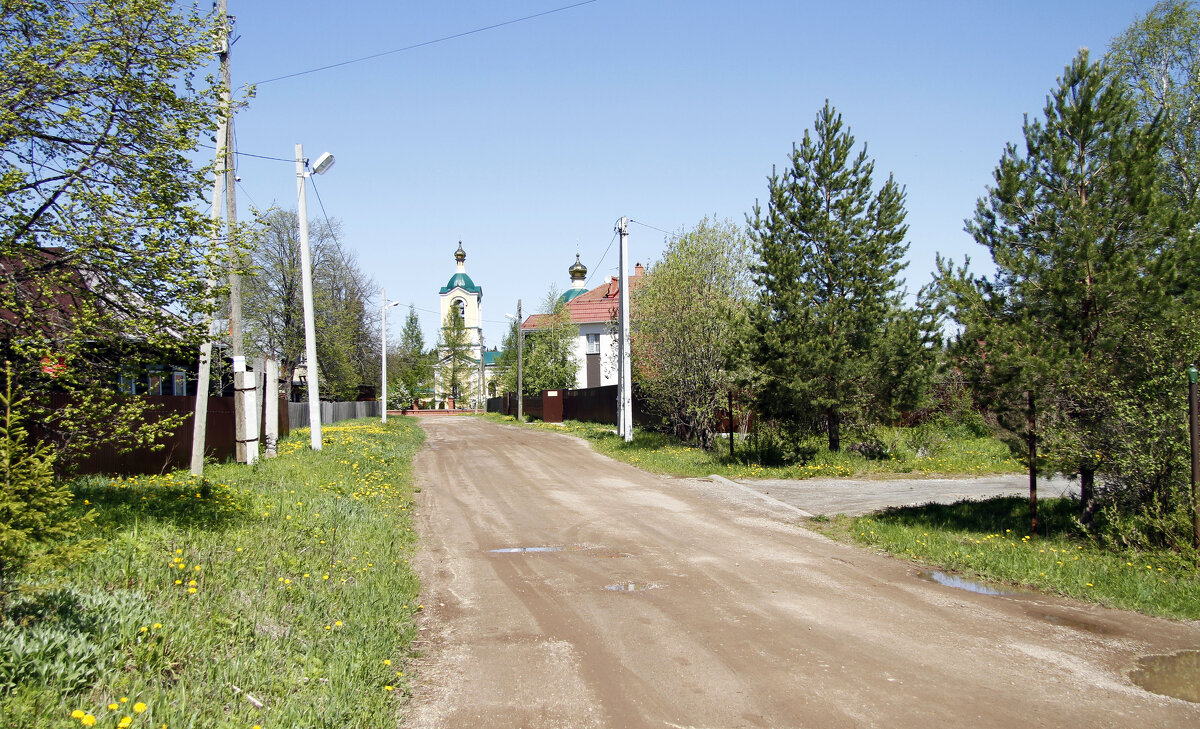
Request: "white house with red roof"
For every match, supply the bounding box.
[521,254,644,389]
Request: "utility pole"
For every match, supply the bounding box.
[296,143,322,450]
[382,289,398,423]
[477,327,485,414]
[516,298,523,421]
[617,217,632,442]
[190,0,231,476]
[215,1,253,464]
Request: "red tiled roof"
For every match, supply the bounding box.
[522,267,645,331]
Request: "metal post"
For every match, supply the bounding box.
[617,217,632,442]
[516,298,523,422]
[381,288,388,423]
[296,143,322,450]
[729,388,735,459]
[1188,364,1199,560]
[1027,390,1038,536]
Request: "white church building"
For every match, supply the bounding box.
[434,242,498,407]
[521,254,644,390]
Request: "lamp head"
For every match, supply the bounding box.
[311,152,335,175]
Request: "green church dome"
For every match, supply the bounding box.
[440,272,481,294]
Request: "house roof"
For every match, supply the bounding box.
[523,263,645,331]
[440,272,481,295]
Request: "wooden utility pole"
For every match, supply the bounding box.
[217,3,256,464]
[190,0,231,477]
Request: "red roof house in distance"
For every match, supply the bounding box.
[522,255,645,389]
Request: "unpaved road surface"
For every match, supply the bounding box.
[404,418,1200,729]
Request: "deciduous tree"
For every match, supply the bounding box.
[632,217,752,449]
[0,0,222,465]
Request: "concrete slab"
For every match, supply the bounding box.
[730,473,1078,517]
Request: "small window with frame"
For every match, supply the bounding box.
[586,333,600,354]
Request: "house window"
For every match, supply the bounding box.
[148,372,164,395]
[119,374,137,394]
[173,371,187,396]
[586,333,600,354]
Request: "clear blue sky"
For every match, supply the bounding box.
[225,0,1161,349]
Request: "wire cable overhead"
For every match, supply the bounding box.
[251,0,599,86]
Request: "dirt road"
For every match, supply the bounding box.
[404,418,1200,728]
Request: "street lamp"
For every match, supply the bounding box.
[296,143,334,450]
[381,290,400,423]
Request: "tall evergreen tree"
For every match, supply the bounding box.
[939,50,1188,526]
[437,307,474,405]
[748,101,912,451]
[392,305,432,407]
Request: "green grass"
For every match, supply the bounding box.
[482,413,1022,479]
[1,417,425,729]
[813,497,1200,620]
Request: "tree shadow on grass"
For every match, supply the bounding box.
[70,475,249,533]
[871,495,1082,538]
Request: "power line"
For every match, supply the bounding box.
[198,142,292,163]
[584,227,619,287]
[629,218,675,237]
[250,0,599,86]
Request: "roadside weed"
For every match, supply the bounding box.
[0,418,424,728]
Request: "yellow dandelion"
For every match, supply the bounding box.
[133,703,147,714]
[383,659,391,666]
[81,716,96,727]
[71,710,85,719]
[108,704,118,711]
[118,718,132,729]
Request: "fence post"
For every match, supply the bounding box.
[1188,365,1199,564]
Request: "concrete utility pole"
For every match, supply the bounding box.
[296,143,322,450]
[382,289,399,423]
[190,0,231,477]
[477,327,485,414]
[617,217,632,442]
[516,298,523,421]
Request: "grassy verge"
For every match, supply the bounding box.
[812,497,1200,620]
[1,417,424,729]
[482,413,1022,479]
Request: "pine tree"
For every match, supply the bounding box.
[393,305,432,407]
[748,101,911,451]
[437,308,474,406]
[940,50,1189,526]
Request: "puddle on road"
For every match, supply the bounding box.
[488,545,578,554]
[1035,611,1107,635]
[1131,651,1200,703]
[605,583,660,592]
[916,570,1011,596]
